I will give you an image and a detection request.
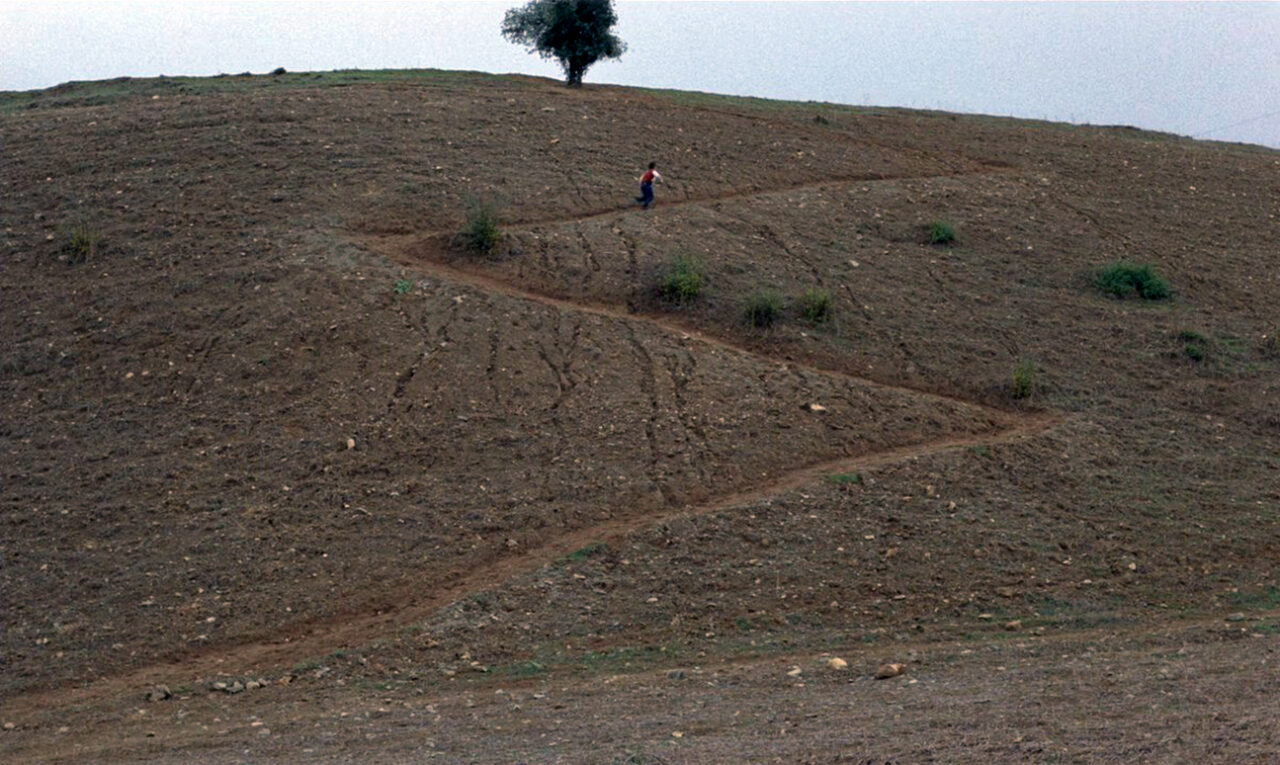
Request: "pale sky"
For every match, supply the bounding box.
[2,1,1278,148]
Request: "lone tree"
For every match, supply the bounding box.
[501,0,626,87]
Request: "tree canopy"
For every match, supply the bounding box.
[501,0,626,87]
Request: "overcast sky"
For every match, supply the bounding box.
[2,1,1277,148]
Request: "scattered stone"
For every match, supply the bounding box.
[978,613,994,620]
[826,657,848,671]
[666,669,685,680]
[1004,620,1022,631]
[875,663,907,680]
[786,666,803,677]
[995,586,1017,598]
[1226,612,1246,622]
[211,680,245,694]
[146,685,172,702]
[802,403,827,412]
[3,722,15,731]
[346,438,356,450]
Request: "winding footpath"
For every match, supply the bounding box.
[2,169,1061,721]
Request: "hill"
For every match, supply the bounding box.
[2,69,1279,762]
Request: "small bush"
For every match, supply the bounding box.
[393,279,412,294]
[1177,330,1208,362]
[796,288,833,323]
[63,225,102,264]
[743,290,783,328]
[925,220,956,245]
[658,255,704,304]
[826,472,862,485]
[1011,359,1036,399]
[1096,261,1170,300]
[455,198,501,253]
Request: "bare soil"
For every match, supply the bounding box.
[2,70,1279,762]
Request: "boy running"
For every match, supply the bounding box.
[636,162,661,209]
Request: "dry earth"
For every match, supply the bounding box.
[2,70,1279,762]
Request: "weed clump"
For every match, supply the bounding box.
[925,220,956,245]
[658,255,704,304]
[63,224,102,264]
[795,288,833,323]
[1011,359,1036,399]
[827,472,862,485]
[743,290,783,328]
[455,198,501,253]
[1178,330,1208,362]
[1096,261,1170,300]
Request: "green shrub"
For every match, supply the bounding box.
[743,290,783,328]
[826,472,862,485]
[925,220,956,245]
[393,279,412,294]
[1011,359,1036,399]
[1096,261,1170,300]
[63,225,102,264]
[1178,330,1208,361]
[795,288,833,323]
[455,198,501,253]
[658,255,704,304]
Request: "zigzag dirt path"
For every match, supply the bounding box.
[1,169,1060,721]
[389,164,1019,239]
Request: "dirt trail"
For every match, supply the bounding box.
[399,164,1020,238]
[1,169,1059,721]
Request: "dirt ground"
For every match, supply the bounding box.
[2,69,1279,762]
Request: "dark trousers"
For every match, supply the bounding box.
[637,182,654,208]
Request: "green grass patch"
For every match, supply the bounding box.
[826,472,863,485]
[1096,261,1170,300]
[925,219,956,245]
[291,657,325,673]
[1229,586,1280,610]
[1011,358,1036,399]
[795,288,833,323]
[742,290,783,328]
[564,541,609,563]
[657,254,705,304]
[504,660,547,678]
[393,278,412,294]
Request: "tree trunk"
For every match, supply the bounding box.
[565,59,586,87]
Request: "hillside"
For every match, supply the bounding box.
[2,69,1279,762]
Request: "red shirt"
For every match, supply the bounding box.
[641,169,659,184]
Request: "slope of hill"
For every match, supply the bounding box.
[2,70,1278,762]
